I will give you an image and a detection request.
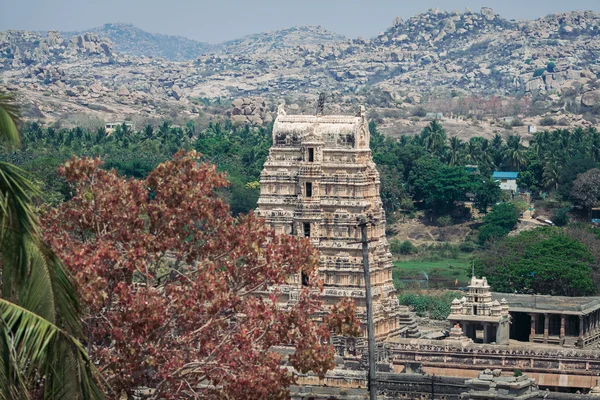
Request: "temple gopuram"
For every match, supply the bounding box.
[255,103,418,340]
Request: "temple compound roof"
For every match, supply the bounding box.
[255,104,418,341]
[491,293,600,316]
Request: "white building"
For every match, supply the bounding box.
[492,171,519,194]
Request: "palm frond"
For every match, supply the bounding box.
[0,299,105,400]
[0,92,21,148]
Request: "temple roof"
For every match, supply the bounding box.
[492,292,600,315]
[273,114,364,138]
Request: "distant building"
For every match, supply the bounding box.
[465,165,479,174]
[447,276,511,345]
[105,122,134,134]
[492,171,519,194]
[528,125,537,133]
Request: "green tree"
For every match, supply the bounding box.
[421,120,447,155]
[478,202,520,242]
[409,157,473,211]
[476,227,595,296]
[473,177,503,214]
[0,92,103,398]
[447,136,464,166]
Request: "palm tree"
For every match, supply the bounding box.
[505,134,527,170]
[0,92,104,399]
[421,120,447,155]
[447,136,464,166]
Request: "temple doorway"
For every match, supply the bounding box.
[510,312,531,342]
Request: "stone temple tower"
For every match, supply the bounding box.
[256,104,418,340]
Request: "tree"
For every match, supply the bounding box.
[447,136,464,166]
[571,168,600,217]
[473,177,503,214]
[505,135,527,170]
[43,151,359,399]
[476,227,595,296]
[421,121,447,155]
[0,92,103,399]
[478,202,520,243]
[558,157,598,199]
[409,157,473,211]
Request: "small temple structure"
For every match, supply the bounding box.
[447,276,510,345]
[255,103,418,340]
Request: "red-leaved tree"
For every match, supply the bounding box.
[42,150,359,399]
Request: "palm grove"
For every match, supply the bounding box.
[4,97,600,395]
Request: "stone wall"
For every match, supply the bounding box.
[388,339,600,389]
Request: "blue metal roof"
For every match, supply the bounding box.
[492,171,519,179]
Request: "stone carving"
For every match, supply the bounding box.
[255,105,418,340]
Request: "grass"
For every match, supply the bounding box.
[393,256,472,289]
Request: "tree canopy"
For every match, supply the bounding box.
[476,227,596,296]
[42,151,359,399]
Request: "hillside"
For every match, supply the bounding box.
[221,25,347,55]
[61,23,215,61]
[1,8,600,132]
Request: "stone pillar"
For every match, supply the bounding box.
[483,323,490,343]
[529,313,536,342]
[544,313,549,343]
[579,315,585,340]
[560,315,566,339]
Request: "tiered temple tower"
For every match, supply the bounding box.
[256,104,418,340]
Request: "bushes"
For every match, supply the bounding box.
[533,68,546,77]
[390,239,417,255]
[552,207,571,226]
[398,291,462,320]
[459,241,478,253]
[539,116,556,126]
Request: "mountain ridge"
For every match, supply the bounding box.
[1,7,600,132]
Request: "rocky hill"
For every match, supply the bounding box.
[221,26,346,55]
[1,8,600,135]
[61,23,214,61]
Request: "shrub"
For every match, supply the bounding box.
[460,241,478,253]
[399,240,417,255]
[437,215,453,227]
[412,107,427,117]
[539,116,556,126]
[552,207,571,226]
[399,291,462,320]
[533,68,546,77]
[547,61,556,72]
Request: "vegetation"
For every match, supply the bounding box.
[42,152,359,398]
[0,93,103,399]
[398,291,462,320]
[476,227,596,296]
[478,202,520,242]
[2,120,270,215]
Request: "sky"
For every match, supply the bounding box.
[2,0,600,44]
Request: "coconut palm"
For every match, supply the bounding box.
[505,134,527,170]
[0,92,104,399]
[421,120,447,155]
[447,136,464,166]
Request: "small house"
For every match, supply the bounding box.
[492,171,519,194]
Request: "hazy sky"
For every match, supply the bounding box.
[2,0,600,43]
